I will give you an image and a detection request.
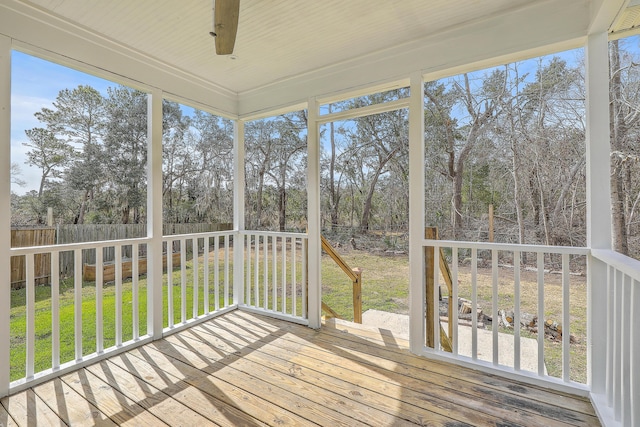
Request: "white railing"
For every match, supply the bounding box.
[5,228,306,396]
[9,237,153,394]
[9,230,638,427]
[6,230,239,395]
[591,249,640,427]
[239,231,309,324]
[162,230,236,331]
[423,239,590,391]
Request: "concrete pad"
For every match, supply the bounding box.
[361,309,545,374]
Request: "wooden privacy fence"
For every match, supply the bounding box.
[10,223,232,287]
[57,223,232,277]
[10,228,55,289]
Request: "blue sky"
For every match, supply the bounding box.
[11,51,113,193]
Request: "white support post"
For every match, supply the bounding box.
[0,35,11,398]
[585,31,612,395]
[147,89,164,339]
[307,97,321,329]
[233,120,245,306]
[408,72,426,354]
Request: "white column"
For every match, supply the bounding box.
[585,31,612,395]
[147,89,164,339]
[233,120,245,306]
[307,97,321,329]
[0,35,11,397]
[408,72,426,354]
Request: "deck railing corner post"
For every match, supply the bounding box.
[0,34,11,398]
[408,71,426,354]
[585,30,613,398]
[146,89,164,340]
[233,120,245,307]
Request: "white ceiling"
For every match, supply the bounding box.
[0,0,633,117]
[17,0,540,94]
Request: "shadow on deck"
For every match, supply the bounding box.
[0,310,599,426]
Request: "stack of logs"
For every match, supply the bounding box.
[454,298,579,344]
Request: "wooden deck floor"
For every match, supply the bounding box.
[1,310,600,426]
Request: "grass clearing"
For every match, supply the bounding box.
[322,250,409,319]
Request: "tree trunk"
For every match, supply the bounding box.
[121,205,130,224]
[329,117,340,231]
[511,142,527,263]
[609,39,629,254]
[256,167,265,228]
[452,168,464,237]
[38,175,46,199]
[76,190,90,224]
[530,170,541,231]
[278,186,286,232]
[451,111,490,239]
[360,146,400,232]
[428,73,493,240]
[535,165,550,246]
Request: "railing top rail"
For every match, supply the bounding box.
[592,248,640,282]
[162,230,235,240]
[10,237,152,255]
[241,230,309,239]
[321,235,358,282]
[423,239,590,255]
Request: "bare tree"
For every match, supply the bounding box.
[425,73,497,239]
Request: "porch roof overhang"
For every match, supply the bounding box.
[0,0,633,119]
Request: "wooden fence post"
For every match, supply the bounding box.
[425,227,454,352]
[352,267,362,324]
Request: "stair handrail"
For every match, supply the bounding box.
[321,235,363,323]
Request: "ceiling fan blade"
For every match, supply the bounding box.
[214,0,240,55]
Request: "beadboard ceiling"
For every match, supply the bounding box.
[10,0,568,93]
[0,0,632,116]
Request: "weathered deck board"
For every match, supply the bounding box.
[320,316,597,416]
[1,310,601,427]
[151,337,415,426]
[203,312,594,427]
[85,360,217,427]
[1,389,64,427]
[0,396,21,427]
[225,311,599,426]
[234,310,597,418]
[119,345,338,427]
[157,332,423,426]
[183,322,490,426]
[32,378,117,426]
[60,368,167,426]
[131,344,368,427]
